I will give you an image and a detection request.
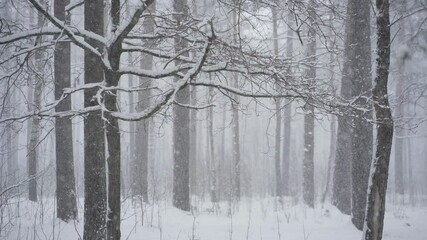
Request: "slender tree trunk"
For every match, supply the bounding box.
[105,1,123,239]
[207,80,217,203]
[54,0,78,221]
[189,86,198,196]
[406,137,415,205]
[133,2,156,204]
[362,1,393,239]
[322,10,337,206]
[272,7,282,198]
[231,8,241,201]
[1,1,18,192]
[350,0,373,230]
[282,10,293,197]
[28,3,46,202]
[173,0,191,211]
[83,0,106,239]
[393,0,407,198]
[189,2,199,198]
[127,56,135,199]
[303,0,317,208]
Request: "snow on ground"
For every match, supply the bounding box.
[4,198,427,240]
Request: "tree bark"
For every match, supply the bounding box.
[172,0,191,211]
[303,0,317,208]
[27,2,46,202]
[332,0,356,215]
[83,0,106,239]
[362,1,393,239]
[350,0,373,230]
[282,10,293,197]
[54,0,78,222]
[105,1,123,239]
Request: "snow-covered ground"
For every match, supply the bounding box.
[4,198,426,240]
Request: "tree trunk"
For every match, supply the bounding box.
[173,0,191,211]
[231,8,241,202]
[303,0,316,208]
[362,1,393,239]
[133,2,156,204]
[282,10,293,197]
[28,3,46,202]
[105,1,123,239]
[54,0,78,222]
[207,79,217,203]
[83,0,106,239]
[350,0,373,230]
[332,0,356,215]
[190,85,198,196]
[105,76,121,240]
[321,10,337,206]
[272,7,282,198]
[189,2,198,197]
[322,115,336,205]
[393,0,407,198]
[1,1,18,193]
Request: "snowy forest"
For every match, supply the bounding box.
[0,0,426,239]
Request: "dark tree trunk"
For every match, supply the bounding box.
[332,121,352,214]
[172,0,191,211]
[332,0,357,215]
[54,0,78,222]
[105,1,123,239]
[83,0,106,239]
[363,1,393,239]
[105,75,121,240]
[350,0,373,230]
[303,0,316,208]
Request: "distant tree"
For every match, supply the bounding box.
[272,6,282,197]
[393,0,407,199]
[282,8,293,197]
[302,0,317,208]
[207,75,218,203]
[132,1,156,204]
[27,0,46,202]
[231,4,241,202]
[321,4,338,206]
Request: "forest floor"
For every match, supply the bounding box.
[4,197,426,240]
